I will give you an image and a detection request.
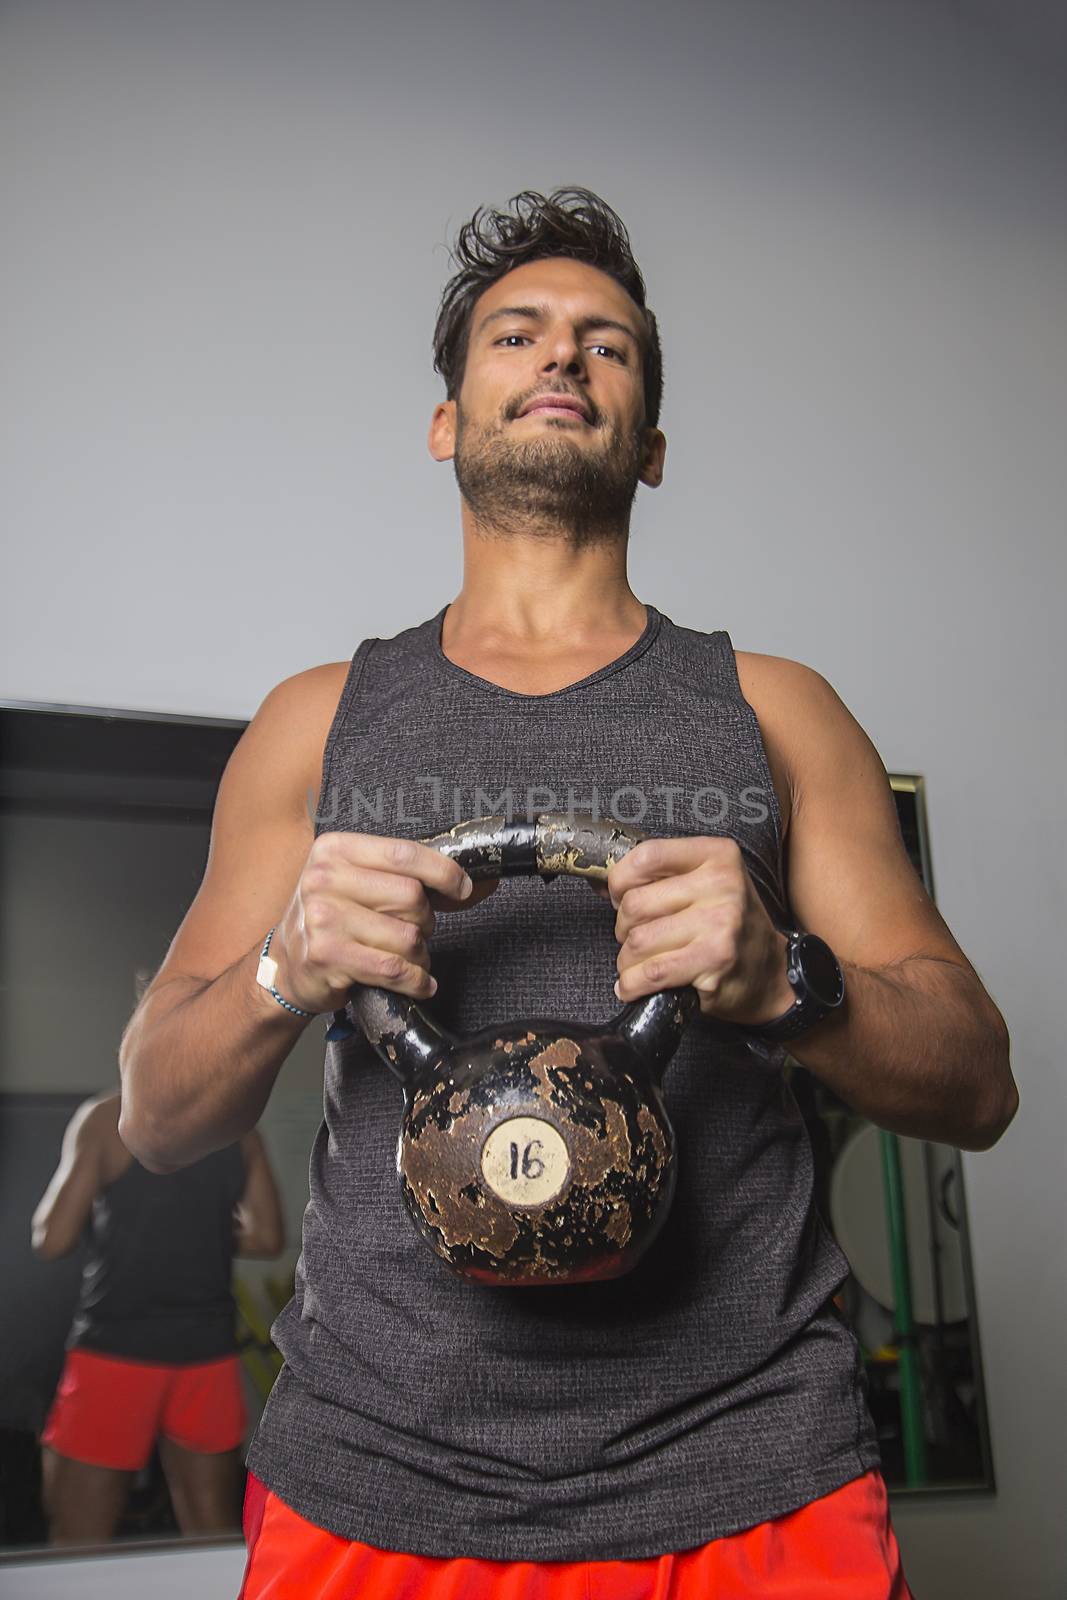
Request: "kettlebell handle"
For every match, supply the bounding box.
[418,811,647,885]
[328,812,701,1081]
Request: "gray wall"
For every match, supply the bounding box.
[0,808,325,1456]
[2,1,1064,1596]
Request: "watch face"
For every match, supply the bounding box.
[798,934,845,1007]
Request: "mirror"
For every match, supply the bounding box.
[0,701,325,1557]
[0,709,994,1563]
[787,775,994,1493]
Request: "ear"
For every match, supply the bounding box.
[638,428,666,489]
[428,400,457,462]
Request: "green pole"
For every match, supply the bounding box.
[878,1129,928,1486]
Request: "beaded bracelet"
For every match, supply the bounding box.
[255,927,315,1020]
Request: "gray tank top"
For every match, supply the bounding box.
[247,603,880,1560]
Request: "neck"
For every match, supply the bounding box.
[449,514,644,650]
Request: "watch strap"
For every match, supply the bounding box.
[733,929,845,1045]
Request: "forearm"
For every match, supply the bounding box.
[119,944,311,1172]
[785,954,1017,1151]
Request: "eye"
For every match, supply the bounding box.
[589,343,626,363]
[495,334,531,348]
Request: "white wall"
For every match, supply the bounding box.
[2,1,1064,1596]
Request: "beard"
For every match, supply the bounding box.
[452,402,646,550]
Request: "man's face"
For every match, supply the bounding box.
[429,257,664,545]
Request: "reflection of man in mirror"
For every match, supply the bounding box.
[30,1000,285,1545]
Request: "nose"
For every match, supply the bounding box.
[540,327,587,381]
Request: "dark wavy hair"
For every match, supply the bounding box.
[433,187,663,429]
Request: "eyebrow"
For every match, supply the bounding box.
[477,304,641,348]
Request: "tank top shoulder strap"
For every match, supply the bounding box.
[657,616,790,926]
[314,638,379,828]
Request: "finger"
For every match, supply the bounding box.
[312,865,434,940]
[341,937,437,999]
[338,903,433,975]
[429,877,500,913]
[616,907,706,965]
[608,836,740,903]
[325,831,474,905]
[611,875,704,941]
[614,941,710,1001]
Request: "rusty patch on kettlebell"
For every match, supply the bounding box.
[604,1199,632,1246]
[401,1102,521,1260]
[526,1043,636,1190]
[637,1105,668,1168]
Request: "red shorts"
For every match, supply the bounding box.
[41,1348,246,1472]
[239,1468,913,1599]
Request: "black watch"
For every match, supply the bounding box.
[734,929,846,1044]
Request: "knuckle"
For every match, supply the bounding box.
[397,875,425,909]
[633,837,661,871]
[374,949,408,982]
[304,924,336,966]
[303,900,332,935]
[384,837,418,867]
[302,861,331,895]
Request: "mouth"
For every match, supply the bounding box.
[516,395,591,423]
[518,403,591,422]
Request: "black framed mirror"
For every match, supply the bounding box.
[786,774,994,1494]
[0,701,326,1560]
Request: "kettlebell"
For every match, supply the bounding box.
[327,812,700,1286]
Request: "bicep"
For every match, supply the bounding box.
[781,670,975,976]
[32,1108,103,1256]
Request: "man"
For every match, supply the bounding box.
[119,188,1017,1597]
[32,1090,284,1544]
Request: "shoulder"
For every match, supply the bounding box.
[735,648,832,700]
[222,661,352,817]
[733,651,874,832]
[735,650,857,742]
[255,661,352,727]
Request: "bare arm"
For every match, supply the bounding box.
[763,660,1017,1150]
[233,1130,286,1258]
[609,656,1017,1153]
[31,1099,108,1260]
[118,666,479,1173]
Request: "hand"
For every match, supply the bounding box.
[271,832,498,1013]
[604,836,795,1024]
